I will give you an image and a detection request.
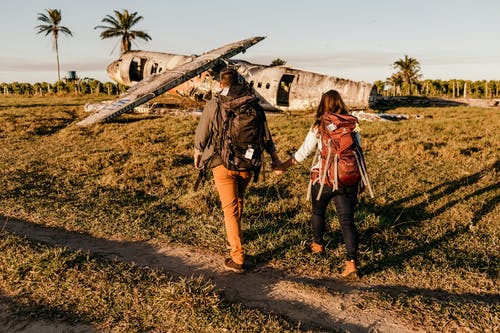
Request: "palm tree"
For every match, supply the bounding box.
[35,9,73,82]
[270,58,286,67]
[386,72,403,96]
[392,55,422,95]
[94,9,152,54]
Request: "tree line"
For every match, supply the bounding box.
[4,78,500,99]
[1,80,125,96]
[371,55,499,99]
[373,79,500,99]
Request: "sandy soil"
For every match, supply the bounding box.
[1,216,422,333]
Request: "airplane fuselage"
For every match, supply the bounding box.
[107,51,375,111]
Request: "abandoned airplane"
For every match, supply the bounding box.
[77,36,376,126]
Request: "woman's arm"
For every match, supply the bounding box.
[275,127,318,172]
[292,128,319,164]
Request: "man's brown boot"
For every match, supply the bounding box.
[341,260,359,280]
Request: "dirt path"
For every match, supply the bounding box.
[1,216,421,333]
[0,301,96,333]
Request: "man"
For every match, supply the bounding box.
[194,67,281,273]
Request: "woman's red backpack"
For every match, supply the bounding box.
[308,112,374,200]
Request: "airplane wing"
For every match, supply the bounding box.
[76,36,265,126]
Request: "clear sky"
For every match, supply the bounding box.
[2,0,500,84]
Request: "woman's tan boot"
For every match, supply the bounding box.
[341,260,359,280]
[309,242,325,254]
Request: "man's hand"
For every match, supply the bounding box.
[269,152,285,175]
[270,152,282,170]
[194,149,203,169]
[273,161,285,175]
[274,157,296,175]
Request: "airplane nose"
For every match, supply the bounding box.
[106,60,122,83]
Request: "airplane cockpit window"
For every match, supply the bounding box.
[130,57,147,82]
[249,81,254,87]
[265,83,270,89]
[257,82,262,88]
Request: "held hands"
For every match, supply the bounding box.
[270,152,282,170]
[270,152,284,175]
[271,154,296,176]
[194,149,295,174]
[273,163,285,176]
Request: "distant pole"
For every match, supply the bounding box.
[485,81,488,98]
[463,82,467,99]
[452,80,455,98]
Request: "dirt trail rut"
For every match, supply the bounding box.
[2,216,421,333]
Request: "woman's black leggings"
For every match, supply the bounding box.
[310,183,359,260]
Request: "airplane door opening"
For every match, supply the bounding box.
[130,57,147,82]
[277,74,294,106]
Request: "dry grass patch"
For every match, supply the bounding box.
[0,96,498,332]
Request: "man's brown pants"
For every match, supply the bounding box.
[212,165,252,265]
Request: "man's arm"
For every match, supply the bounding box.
[259,110,281,168]
[194,99,217,168]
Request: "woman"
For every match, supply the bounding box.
[277,90,368,280]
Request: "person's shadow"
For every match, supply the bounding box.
[0,215,389,332]
[357,159,499,278]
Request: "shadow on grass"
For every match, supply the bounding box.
[32,118,76,136]
[358,159,499,278]
[244,183,305,263]
[370,96,467,111]
[3,215,497,332]
[2,215,374,333]
[5,103,85,108]
[0,167,187,237]
[0,294,98,332]
[290,274,499,307]
[106,114,161,124]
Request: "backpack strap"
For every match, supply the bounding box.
[316,138,333,200]
[306,148,320,201]
[333,154,339,191]
[353,148,374,198]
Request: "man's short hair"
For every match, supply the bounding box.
[219,68,239,87]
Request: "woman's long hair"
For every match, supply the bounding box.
[313,90,348,128]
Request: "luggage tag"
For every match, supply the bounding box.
[327,123,337,131]
[245,147,254,159]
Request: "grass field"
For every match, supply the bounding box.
[0,95,498,332]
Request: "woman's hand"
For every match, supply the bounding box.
[273,157,296,175]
